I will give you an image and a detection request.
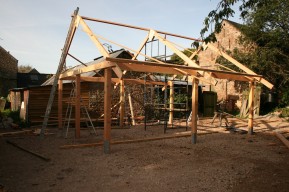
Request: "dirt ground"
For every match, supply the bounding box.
[0,115,289,192]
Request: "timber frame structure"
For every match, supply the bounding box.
[41,8,273,153]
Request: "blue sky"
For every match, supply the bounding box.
[0,0,242,74]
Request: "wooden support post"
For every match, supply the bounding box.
[119,80,125,128]
[23,90,29,121]
[58,80,63,129]
[104,68,112,153]
[128,90,136,126]
[248,81,254,135]
[191,77,198,144]
[168,81,174,124]
[75,74,81,138]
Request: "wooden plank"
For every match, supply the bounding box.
[248,81,254,134]
[117,62,185,76]
[152,30,200,68]
[184,46,202,65]
[210,72,253,82]
[119,80,125,128]
[207,43,273,89]
[0,130,33,137]
[168,81,174,124]
[104,68,112,153]
[81,16,202,41]
[80,76,118,83]
[79,16,123,78]
[275,132,289,149]
[106,57,263,81]
[77,76,165,85]
[128,88,136,126]
[59,61,116,79]
[124,79,166,85]
[60,131,217,149]
[58,80,63,129]
[75,74,81,138]
[6,140,51,162]
[79,16,109,57]
[92,32,164,64]
[191,77,198,144]
[132,33,149,60]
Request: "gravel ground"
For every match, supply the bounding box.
[0,116,289,192]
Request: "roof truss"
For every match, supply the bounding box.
[60,13,273,87]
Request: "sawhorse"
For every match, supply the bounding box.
[211,111,229,127]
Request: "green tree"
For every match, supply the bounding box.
[202,0,289,106]
[18,64,33,73]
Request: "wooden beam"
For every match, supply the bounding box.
[75,74,81,138]
[41,8,79,137]
[168,81,174,124]
[124,79,166,85]
[206,43,273,89]
[191,77,198,144]
[78,16,123,78]
[248,81,254,134]
[106,57,262,81]
[58,80,63,129]
[128,89,136,126]
[92,32,164,64]
[275,132,289,149]
[80,76,118,83]
[132,33,149,60]
[60,75,166,85]
[79,16,109,57]
[119,80,125,128]
[184,46,202,66]
[6,140,51,162]
[117,62,185,76]
[152,30,200,68]
[59,61,115,79]
[0,130,33,137]
[60,132,217,149]
[81,16,202,41]
[104,68,112,153]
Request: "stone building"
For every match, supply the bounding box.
[0,46,18,97]
[198,20,249,111]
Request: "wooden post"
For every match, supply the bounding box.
[58,80,63,129]
[119,80,125,128]
[168,81,174,124]
[104,68,112,153]
[23,90,29,121]
[127,87,136,126]
[191,77,198,144]
[248,81,254,135]
[75,74,81,138]
[128,93,136,125]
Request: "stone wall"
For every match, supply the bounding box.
[198,20,248,110]
[0,46,18,96]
